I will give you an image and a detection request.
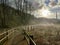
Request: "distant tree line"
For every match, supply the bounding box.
[0,0,34,28]
[0,0,8,28]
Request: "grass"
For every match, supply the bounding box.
[25,24,60,45]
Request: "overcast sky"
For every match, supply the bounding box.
[4,0,60,19]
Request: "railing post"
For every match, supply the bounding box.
[30,35,33,39]
[29,39,34,45]
[23,30,36,45]
[29,35,34,45]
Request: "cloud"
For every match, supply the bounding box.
[45,0,58,7]
[49,1,57,7]
[50,5,60,13]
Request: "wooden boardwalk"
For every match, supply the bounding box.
[0,27,28,45]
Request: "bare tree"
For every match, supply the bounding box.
[14,0,33,25]
[29,2,32,14]
[0,0,9,28]
[56,11,58,19]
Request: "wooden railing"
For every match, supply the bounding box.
[0,25,36,45]
[23,30,36,45]
[0,30,14,45]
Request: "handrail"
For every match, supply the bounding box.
[0,30,14,45]
[0,32,8,40]
[0,29,14,40]
[29,37,36,45]
[23,30,36,45]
